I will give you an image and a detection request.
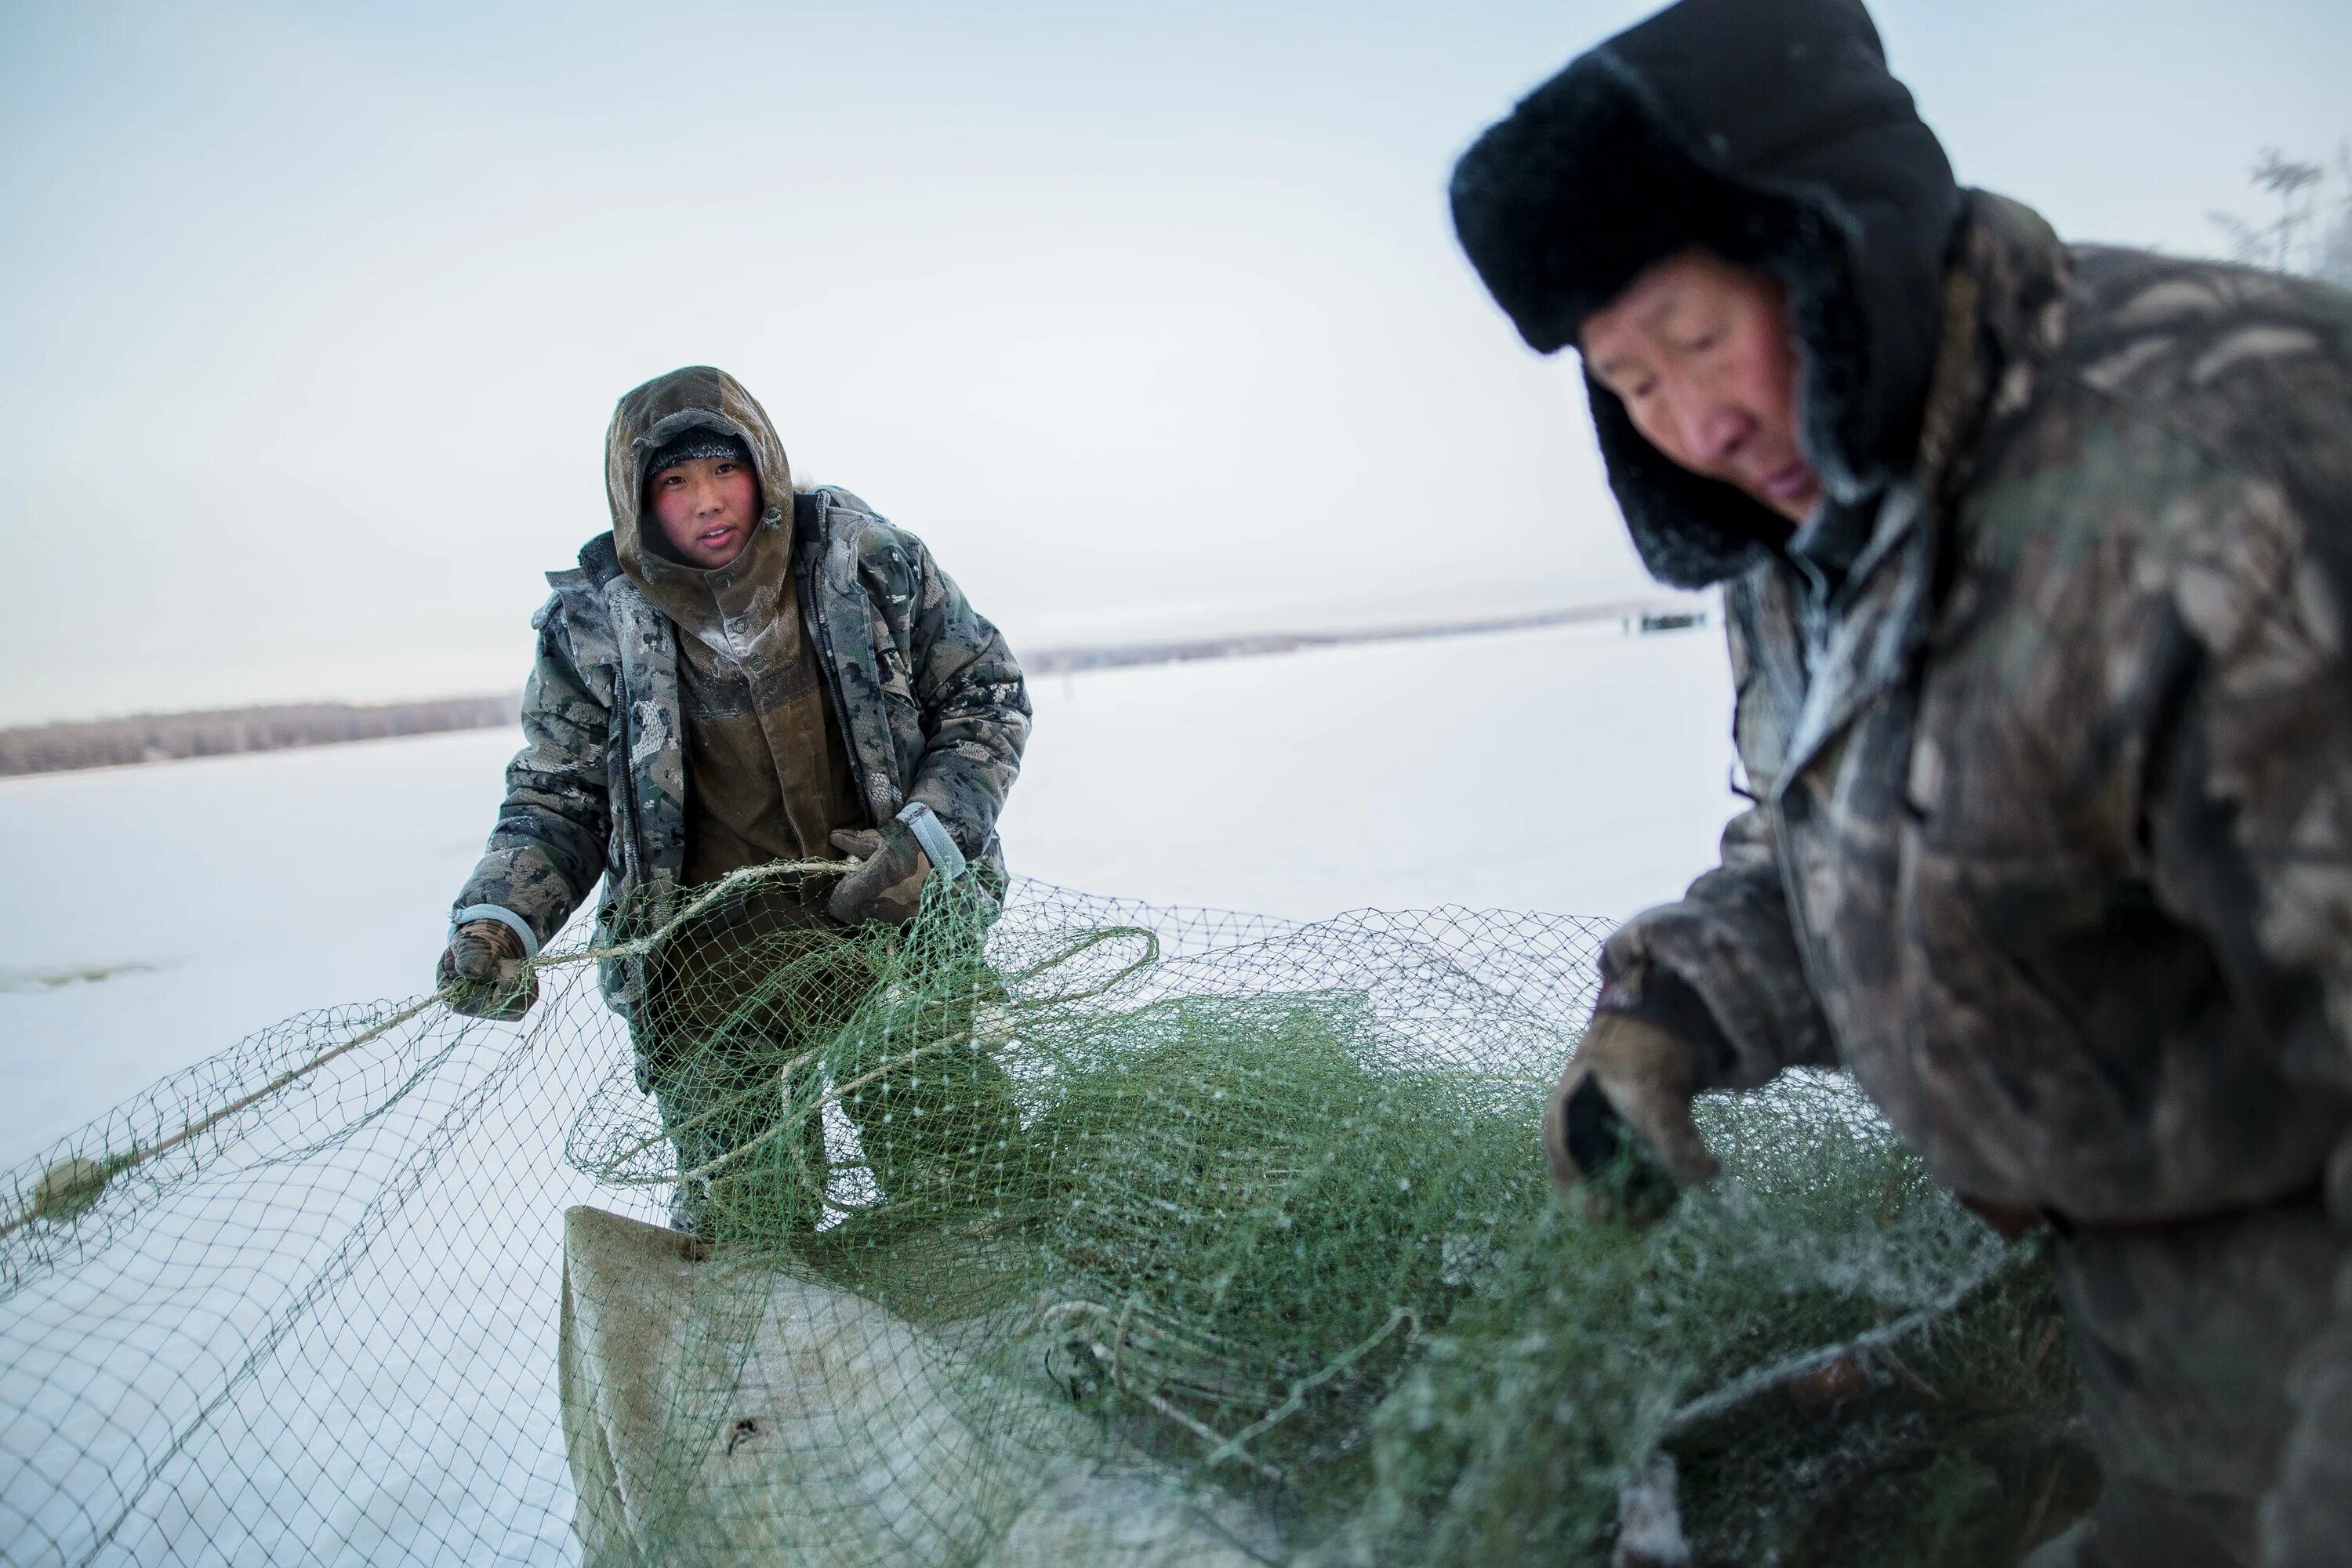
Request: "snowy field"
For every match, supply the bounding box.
[1,618,1737,1567]
[0,618,1737,1171]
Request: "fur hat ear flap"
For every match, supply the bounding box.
[1769,201,1886,506]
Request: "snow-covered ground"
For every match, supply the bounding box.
[1,618,1739,1565]
[0,618,1736,1170]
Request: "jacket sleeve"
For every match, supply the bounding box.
[899,543,1032,862]
[448,597,613,951]
[1592,577,1839,1090]
[2127,474,2352,1566]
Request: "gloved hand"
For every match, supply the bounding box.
[1542,1011,1719,1222]
[827,824,933,927]
[437,918,538,1021]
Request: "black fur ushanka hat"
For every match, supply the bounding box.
[1450,0,1965,587]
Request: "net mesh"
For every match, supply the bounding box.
[1,873,2093,1567]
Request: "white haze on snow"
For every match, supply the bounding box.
[0,618,1733,1167]
[0,622,1734,1568]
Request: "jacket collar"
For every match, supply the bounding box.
[1911,191,2074,514]
[1767,193,2073,789]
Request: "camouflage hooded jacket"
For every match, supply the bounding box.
[1601,194,2352,1225]
[1452,0,2352,1545]
[1451,0,2352,1236]
[450,367,1031,1015]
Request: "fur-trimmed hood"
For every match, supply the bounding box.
[1450,0,1964,587]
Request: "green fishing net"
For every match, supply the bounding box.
[1,872,2092,1567]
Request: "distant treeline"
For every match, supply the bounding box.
[1019,597,1690,675]
[0,695,522,778]
[3,596,1704,779]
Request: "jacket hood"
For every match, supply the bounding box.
[1450,0,1965,587]
[604,365,799,649]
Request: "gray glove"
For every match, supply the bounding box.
[437,918,538,1021]
[827,825,934,927]
[1542,1011,1719,1222]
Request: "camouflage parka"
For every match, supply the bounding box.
[1599,192,2352,1568]
[1602,193,2352,1224]
[1595,188,2352,1566]
[1450,0,2352,1552]
[450,372,1030,1019]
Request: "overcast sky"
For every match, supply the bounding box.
[1,0,2343,724]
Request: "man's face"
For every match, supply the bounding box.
[1579,249,1820,524]
[648,455,760,569]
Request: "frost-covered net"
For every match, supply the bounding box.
[1,873,2092,1567]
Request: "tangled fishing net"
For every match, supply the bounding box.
[2,870,2093,1566]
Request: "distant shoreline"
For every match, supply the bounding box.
[0,695,525,779]
[0,597,1704,779]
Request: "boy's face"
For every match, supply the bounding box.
[1579,249,1820,524]
[648,455,760,569]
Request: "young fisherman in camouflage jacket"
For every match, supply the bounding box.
[1453,1,2352,1562]
[437,365,1031,1233]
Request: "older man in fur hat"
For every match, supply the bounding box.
[436,365,1031,1236]
[1451,1,2352,1563]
